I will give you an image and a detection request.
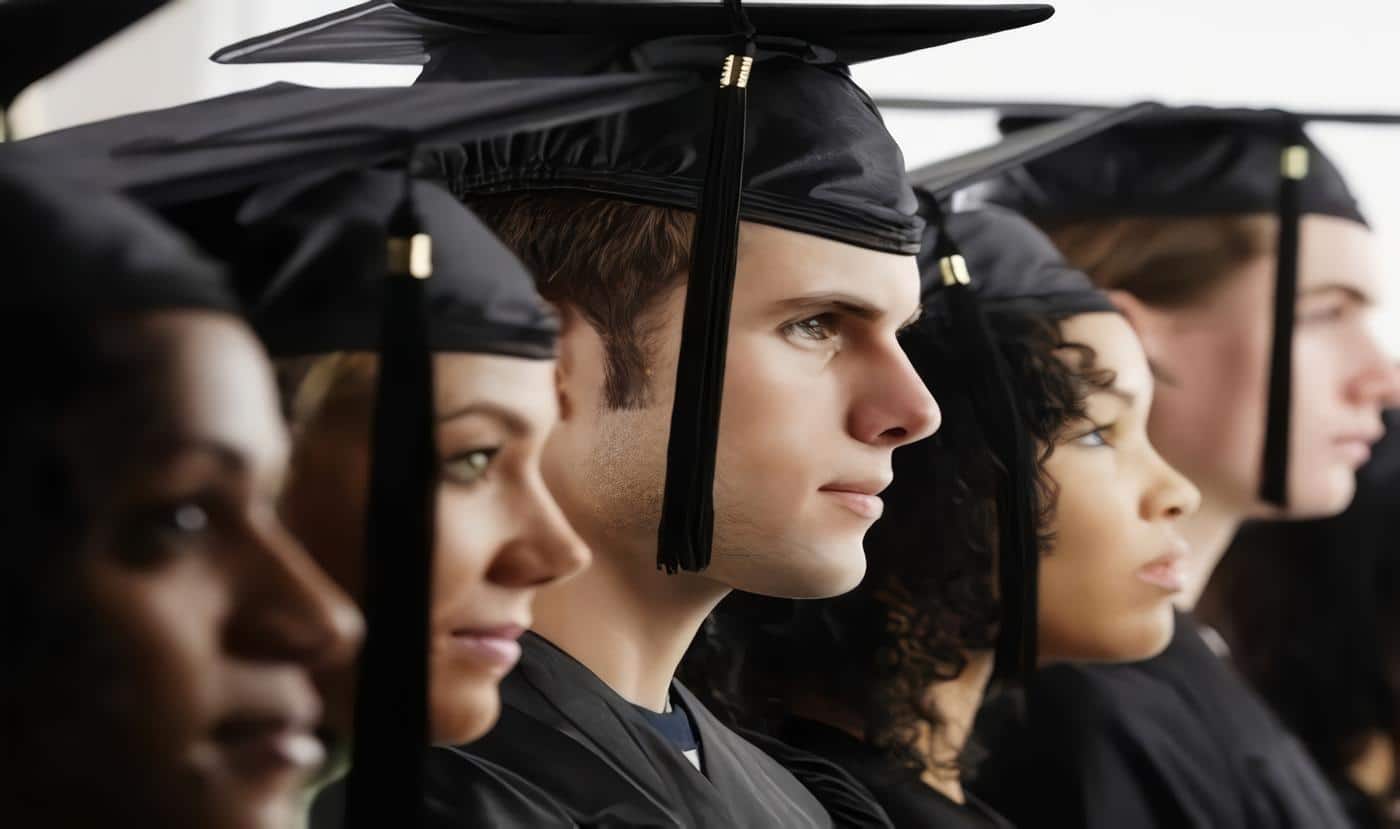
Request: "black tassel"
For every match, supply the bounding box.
[344,171,436,828]
[931,208,1039,682]
[656,6,755,574]
[1260,123,1307,507]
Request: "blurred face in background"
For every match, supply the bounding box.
[4,312,362,829]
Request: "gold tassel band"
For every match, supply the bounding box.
[387,233,433,279]
[939,254,971,287]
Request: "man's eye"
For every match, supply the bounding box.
[784,314,838,341]
[1299,303,1349,324]
[442,448,498,486]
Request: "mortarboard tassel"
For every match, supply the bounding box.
[656,0,755,574]
[1259,121,1307,507]
[929,204,1039,681]
[343,165,437,828]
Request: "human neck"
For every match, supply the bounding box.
[529,533,730,712]
[1174,494,1244,612]
[917,650,995,805]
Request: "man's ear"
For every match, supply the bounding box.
[1108,289,1173,369]
[550,303,608,423]
[552,303,579,422]
[1103,289,1181,383]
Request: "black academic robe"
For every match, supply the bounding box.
[773,717,1014,829]
[973,611,1353,829]
[309,751,579,828]
[423,632,849,827]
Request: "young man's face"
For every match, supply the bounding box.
[544,221,941,598]
[1144,215,1396,519]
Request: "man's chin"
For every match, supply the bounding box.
[1278,468,1357,520]
[723,539,867,600]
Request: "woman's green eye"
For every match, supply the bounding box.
[443,449,498,485]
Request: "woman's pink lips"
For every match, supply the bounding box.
[447,624,526,672]
[1136,554,1185,593]
[819,488,885,520]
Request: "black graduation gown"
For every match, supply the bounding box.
[973,611,1353,829]
[424,632,846,827]
[309,751,580,828]
[774,717,1014,829]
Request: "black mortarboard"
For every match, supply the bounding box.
[5,76,697,208]
[898,104,1153,681]
[240,168,556,359]
[6,74,694,828]
[0,0,168,135]
[881,98,1400,508]
[212,0,1056,573]
[0,161,232,314]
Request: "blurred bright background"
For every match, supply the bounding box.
[12,0,1400,352]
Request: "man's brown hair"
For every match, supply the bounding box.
[468,192,695,410]
[1040,214,1275,308]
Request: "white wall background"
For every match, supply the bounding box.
[13,0,1400,351]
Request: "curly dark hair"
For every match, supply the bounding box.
[681,304,1114,778]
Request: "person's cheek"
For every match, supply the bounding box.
[83,561,229,820]
[428,488,501,745]
[1148,324,1263,505]
[1288,326,1359,514]
[717,337,823,529]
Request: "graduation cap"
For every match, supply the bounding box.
[6,75,697,207]
[0,0,169,137]
[245,168,556,359]
[880,97,1400,508]
[0,160,232,314]
[212,0,1057,574]
[7,73,695,828]
[899,102,1156,681]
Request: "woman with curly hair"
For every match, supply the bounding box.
[688,203,1199,827]
[972,109,1398,829]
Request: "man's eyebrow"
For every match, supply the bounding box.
[773,292,883,319]
[1300,282,1374,306]
[773,292,916,327]
[436,400,530,436]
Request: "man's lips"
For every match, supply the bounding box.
[1334,432,1382,466]
[446,623,527,673]
[819,479,890,520]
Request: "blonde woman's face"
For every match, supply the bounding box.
[1038,313,1200,664]
[279,353,589,748]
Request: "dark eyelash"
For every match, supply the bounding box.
[784,313,839,341]
[441,447,500,486]
[1070,421,1116,448]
